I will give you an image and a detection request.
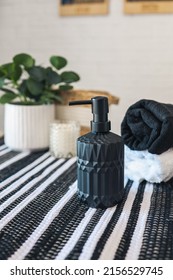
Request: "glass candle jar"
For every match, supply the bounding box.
[49,120,80,158]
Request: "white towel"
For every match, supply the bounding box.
[125,145,173,183]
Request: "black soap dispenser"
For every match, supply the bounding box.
[69,96,124,209]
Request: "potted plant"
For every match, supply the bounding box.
[0,53,80,150]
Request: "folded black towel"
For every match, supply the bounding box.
[121,99,173,154]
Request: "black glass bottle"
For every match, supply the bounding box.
[69,96,124,209]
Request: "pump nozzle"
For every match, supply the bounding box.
[69,96,111,133]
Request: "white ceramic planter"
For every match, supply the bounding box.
[4,103,55,151]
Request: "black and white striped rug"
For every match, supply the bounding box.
[0,139,173,260]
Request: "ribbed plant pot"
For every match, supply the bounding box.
[4,103,55,151]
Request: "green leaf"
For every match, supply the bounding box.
[60,71,80,84]
[0,92,16,104]
[0,77,5,88]
[50,56,67,70]
[41,91,62,104]
[13,65,22,82]
[18,80,32,99]
[18,80,28,94]
[0,68,4,77]
[0,63,22,82]
[39,94,52,104]
[26,79,43,96]
[0,65,7,76]
[28,66,46,82]
[0,87,16,94]
[13,53,35,69]
[45,67,61,86]
[59,84,73,91]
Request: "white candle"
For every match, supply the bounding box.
[49,120,80,158]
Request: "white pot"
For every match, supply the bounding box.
[4,103,55,151]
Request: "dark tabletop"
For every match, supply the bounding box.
[0,141,173,260]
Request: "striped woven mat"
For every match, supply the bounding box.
[0,139,173,260]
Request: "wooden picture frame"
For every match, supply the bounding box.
[59,0,109,16]
[124,0,173,14]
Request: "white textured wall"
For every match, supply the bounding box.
[1,0,173,134]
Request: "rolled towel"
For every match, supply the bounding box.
[121,99,173,154]
[125,145,173,183]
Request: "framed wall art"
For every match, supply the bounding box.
[124,0,173,14]
[59,0,109,16]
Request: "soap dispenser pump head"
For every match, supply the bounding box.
[69,96,111,133]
